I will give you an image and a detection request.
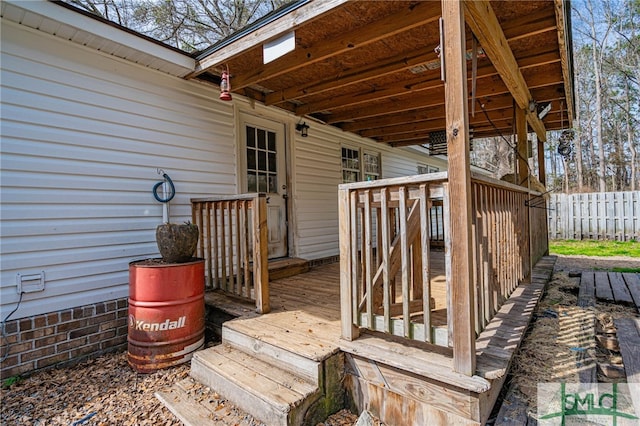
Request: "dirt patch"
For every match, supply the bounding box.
[504,254,639,421]
[554,254,640,273]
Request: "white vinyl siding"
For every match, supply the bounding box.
[292,127,444,260]
[0,21,237,319]
[0,17,448,319]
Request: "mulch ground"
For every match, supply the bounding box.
[1,352,187,425]
[498,254,640,423]
[1,351,363,425]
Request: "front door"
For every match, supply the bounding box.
[240,114,288,259]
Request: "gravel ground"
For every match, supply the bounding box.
[2,254,637,426]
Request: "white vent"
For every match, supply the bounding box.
[16,271,45,294]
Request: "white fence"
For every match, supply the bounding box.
[548,191,640,241]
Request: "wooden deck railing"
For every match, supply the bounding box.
[191,193,269,314]
[339,172,548,350]
[339,173,449,344]
[470,175,541,334]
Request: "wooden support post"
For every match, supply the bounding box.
[516,107,529,187]
[339,187,359,340]
[253,194,270,314]
[517,107,534,280]
[537,139,546,186]
[443,0,476,376]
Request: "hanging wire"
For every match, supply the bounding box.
[1,292,24,363]
[477,99,533,176]
[478,99,558,210]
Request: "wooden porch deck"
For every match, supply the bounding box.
[192,255,557,425]
[204,252,448,362]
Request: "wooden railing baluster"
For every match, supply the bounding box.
[338,173,547,357]
[191,194,269,314]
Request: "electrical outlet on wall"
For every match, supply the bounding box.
[16,271,45,294]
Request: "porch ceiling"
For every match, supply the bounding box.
[191,0,574,148]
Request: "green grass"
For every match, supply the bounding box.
[2,376,21,389]
[549,239,640,258]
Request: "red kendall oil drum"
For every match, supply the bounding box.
[127,258,205,372]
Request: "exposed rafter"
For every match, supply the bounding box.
[463,0,548,142]
[229,1,441,91]
[191,1,573,148]
[265,8,557,107]
[191,0,350,77]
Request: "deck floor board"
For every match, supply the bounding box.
[580,271,640,312]
[205,254,556,389]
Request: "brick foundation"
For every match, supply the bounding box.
[1,298,129,379]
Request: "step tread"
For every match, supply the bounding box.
[192,344,318,408]
[222,326,321,383]
[155,377,265,426]
[225,317,338,361]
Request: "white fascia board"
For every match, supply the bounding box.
[6,0,195,71]
[196,0,349,72]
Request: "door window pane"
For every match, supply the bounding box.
[246,127,256,147]
[246,125,278,193]
[268,132,276,151]
[247,173,257,192]
[247,148,256,170]
[257,173,267,192]
[268,152,276,172]
[257,129,266,150]
[258,150,267,170]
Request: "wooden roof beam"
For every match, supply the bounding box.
[297,51,560,116]
[266,10,557,106]
[264,48,439,106]
[339,85,566,132]
[360,109,513,139]
[191,0,350,77]
[325,66,563,124]
[373,116,512,144]
[553,0,575,123]
[463,0,548,142]
[226,1,441,90]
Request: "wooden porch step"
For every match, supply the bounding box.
[268,257,309,281]
[156,377,262,426]
[222,323,323,383]
[190,344,320,426]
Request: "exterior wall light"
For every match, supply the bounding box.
[219,67,232,101]
[296,122,309,137]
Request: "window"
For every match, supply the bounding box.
[341,147,360,183]
[342,147,381,183]
[418,163,439,174]
[363,152,381,181]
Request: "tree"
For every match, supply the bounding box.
[64,0,293,52]
[566,0,639,193]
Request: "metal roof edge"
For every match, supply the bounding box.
[195,0,310,61]
[5,0,196,72]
